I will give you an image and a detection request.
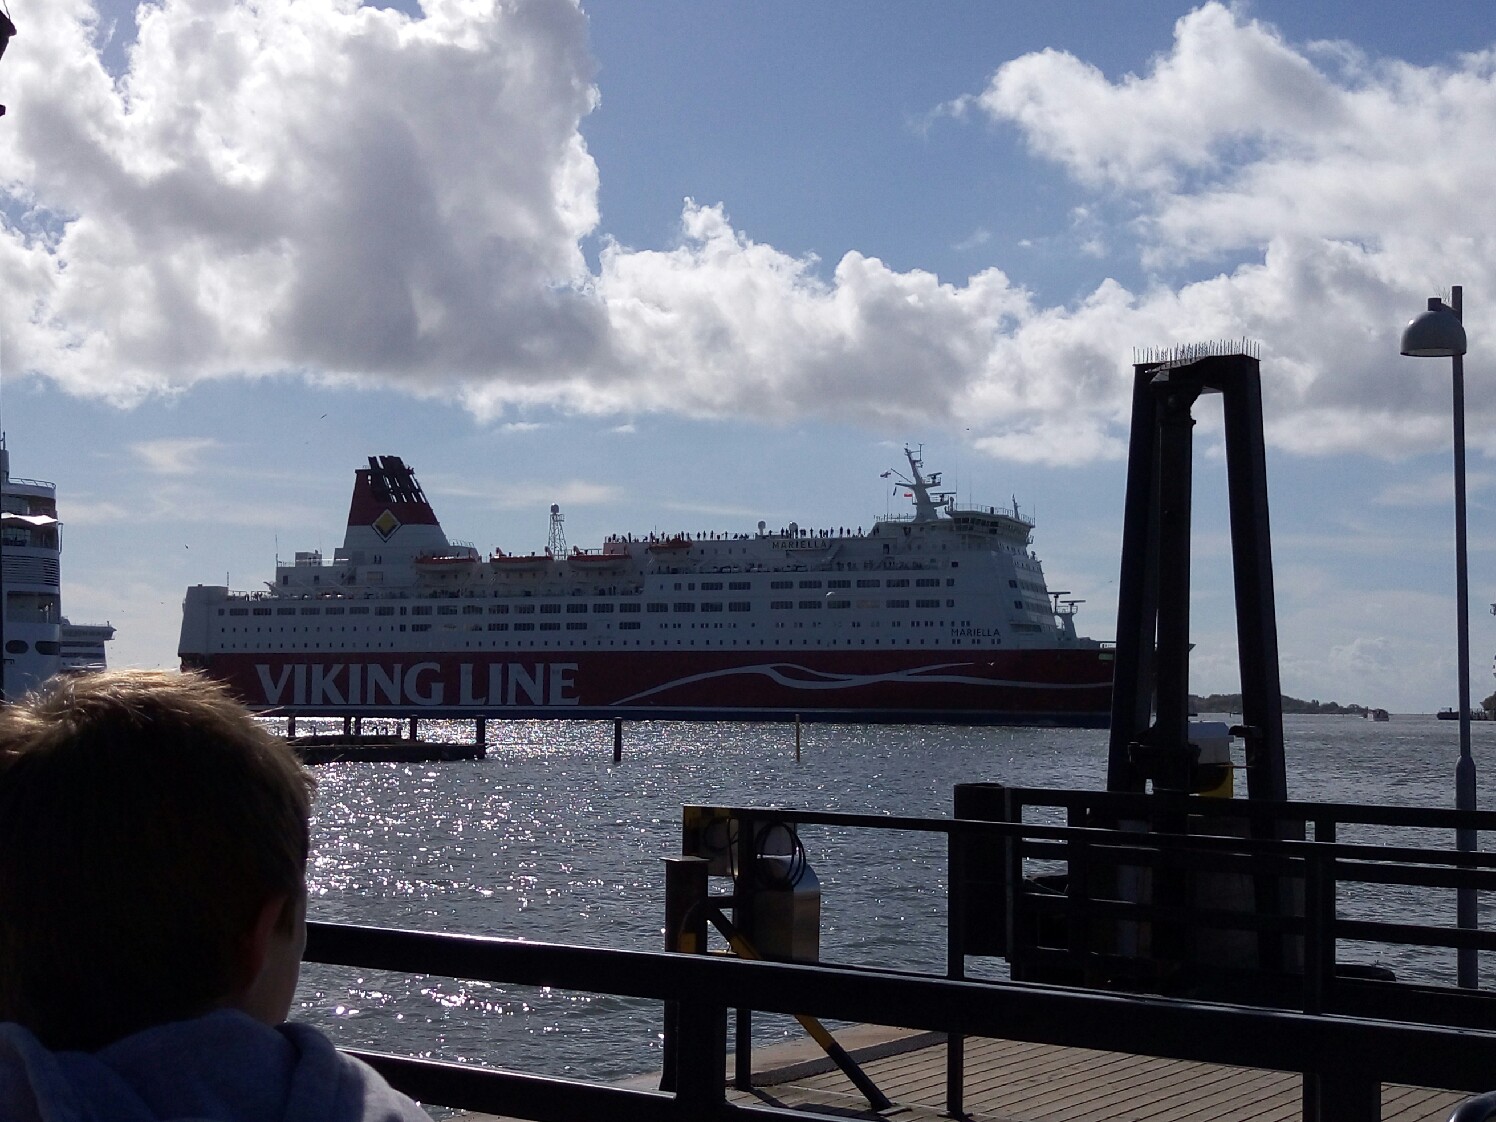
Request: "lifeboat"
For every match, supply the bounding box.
[415,546,480,568]
[489,549,552,571]
[646,536,693,554]
[567,548,630,570]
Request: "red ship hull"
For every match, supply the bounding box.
[198,646,1114,726]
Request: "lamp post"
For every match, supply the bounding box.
[1400,286,1476,988]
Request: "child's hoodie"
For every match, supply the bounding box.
[0,1008,430,1121]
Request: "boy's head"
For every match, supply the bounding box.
[0,670,315,1050]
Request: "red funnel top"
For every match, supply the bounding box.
[346,456,440,532]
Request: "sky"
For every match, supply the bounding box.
[0,0,1494,714]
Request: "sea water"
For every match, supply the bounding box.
[292,715,1496,1081]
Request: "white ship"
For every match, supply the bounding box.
[179,448,1114,725]
[1,440,114,698]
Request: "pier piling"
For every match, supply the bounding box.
[613,717,623,764]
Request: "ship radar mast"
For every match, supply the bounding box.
[547,503,566,557]
[890,445,952,523]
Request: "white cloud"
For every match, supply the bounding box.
[3,1,1495,469]
[2,0,603,400]
[130,435,221,474]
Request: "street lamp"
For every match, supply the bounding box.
[1400,286,1476,988]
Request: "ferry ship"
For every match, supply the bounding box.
[1,440,114,698]
[178,450,1114,724]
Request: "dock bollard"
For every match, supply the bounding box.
[613,717,623,764]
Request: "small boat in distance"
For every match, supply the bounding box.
[1371,707,1390,722]
[1437,708,1492,721]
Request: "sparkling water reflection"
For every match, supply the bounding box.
[291,714,1496,1082]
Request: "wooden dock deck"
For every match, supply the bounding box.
[455,1023,1470,1122]
[720,1026,1469,1122]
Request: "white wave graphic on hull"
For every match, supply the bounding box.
[614,662,1098,705]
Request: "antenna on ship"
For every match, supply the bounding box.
[547,503,566,557]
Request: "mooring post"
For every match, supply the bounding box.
[342,715,352,736]
[354,716,362,735]
[476,716,487,753]
[287,715,297,739]
[660,856,710,1092]
[408,715,418,742]
[613,717,623,764]
[795,714,802,761]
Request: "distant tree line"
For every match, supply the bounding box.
[1188,693,1372,716]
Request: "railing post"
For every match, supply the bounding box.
[946,818,966,1119]
[1303,1064,1380,1122]
[674,995,729,1119]
[661,856,709,1093]
[1303,847,1335,1015]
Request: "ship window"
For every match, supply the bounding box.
[828,579,850,588]
[411,606,432,616]
[566,622,587,631]
[672,603,695,613]
[946,578,956,586]
[1009,580,1018,588]
[566,603,588,614]
[515,604,536,614]
[488,622,509,631]
[591,603,615,613]
[4,641,25,654]
[463,605,484,615]
[489,604,509,614]
[770,600,792,610]
[252,607,271,616]
[540,622,561,631]
[916,578,940,587]
[540,603,561,614]
[300,607,321,615]
[729,582,750,591]
[325,607,345,615]
[887,599,909,608]
[276,608,296,616]
[513,622,535,631]
[437,606,458,615]
[798,580,822,589]
[856,579,880,588]
[701,602,722,613]
[887,579,909,588]
[375,606,395,616]
[619,621,640,630]
[729,602,751,612]
[229,608,249,617]
[770,581,792,590]
[1014,600,1023,609]
[917,599,940,608]
[647,603,668,613]
[410,624,431,632]
[700,581,723,591]
[798,601,822,610]
[619,602,640,613]
[828,600,850,610]
[349,606,369,615]
[947,599,956,608]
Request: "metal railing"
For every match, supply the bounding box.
[304,919,1496,1122]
